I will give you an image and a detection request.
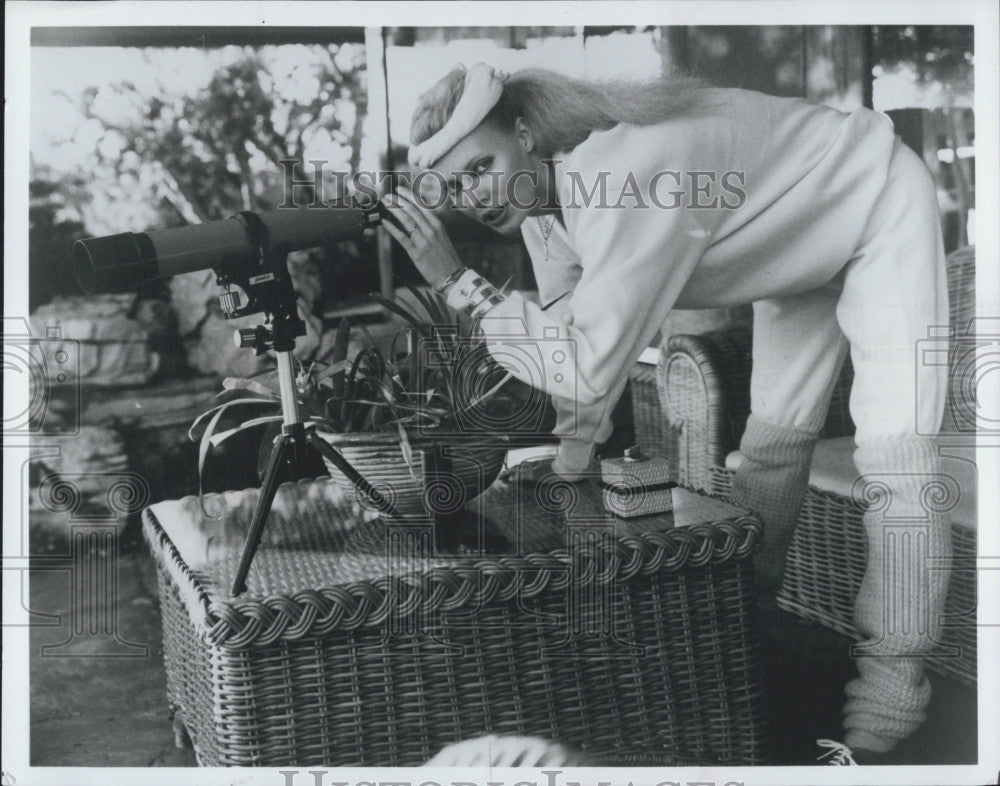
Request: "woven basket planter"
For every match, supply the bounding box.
[314,430,506,516]
[143,479,767,767]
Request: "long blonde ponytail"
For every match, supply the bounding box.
[411,65,710,157]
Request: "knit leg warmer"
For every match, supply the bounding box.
[731,415,819,589]
[843,437,952,754]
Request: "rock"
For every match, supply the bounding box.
[47,425,129,472]
[35,425,131,513]
[30,295,160,387]
[286,248,323,313]
[285,304,325,361]
[168,270,216,337]
[133,297,176,345]
[133,298,187,377]
[79,376,221,431]
[77,376,226,505]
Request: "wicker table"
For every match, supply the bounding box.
[143,475,765,767]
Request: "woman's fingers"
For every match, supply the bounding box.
[380,189,466,287]
[381,217,417,252]
[384,200,436,248]
[396,186,439,219]
[396,187,443,236]
[381,196,417,231]
[383,206,428,250]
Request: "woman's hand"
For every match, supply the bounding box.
[381,186,464,288]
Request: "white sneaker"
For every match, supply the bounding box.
[816,739,858,766]
[424,734,580,767]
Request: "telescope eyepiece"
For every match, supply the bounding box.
[73,232,158,295]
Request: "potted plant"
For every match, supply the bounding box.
[191,287,526,515]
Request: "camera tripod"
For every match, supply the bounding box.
[230,331,402,597]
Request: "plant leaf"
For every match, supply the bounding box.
[397,420,416,477]
[313,359,351,384]
[405,284,449,328]
[370,292,427,333]
[458,369,514,414]
[332,316,352,362]
[208,415,285,447]
[189,398,279,442]
[222,376,282,397]
[320,318,353,431]
[341,350,370,429]
[195,399,260,518]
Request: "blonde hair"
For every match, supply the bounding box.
[411,65,711,157]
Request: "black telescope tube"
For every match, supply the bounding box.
[257,204,370,252]
[73,204,376,294]
[72,231,159,294]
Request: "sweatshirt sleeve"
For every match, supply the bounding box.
[481,129,719,475]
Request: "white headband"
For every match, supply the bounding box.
[408,63,506,169]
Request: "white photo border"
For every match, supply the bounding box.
[4,2,998,785]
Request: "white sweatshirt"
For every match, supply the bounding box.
[476,87,900,477]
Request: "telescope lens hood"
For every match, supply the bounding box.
[72,232,158,294]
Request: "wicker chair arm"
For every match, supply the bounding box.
[657,327,753,489]
[657,326,855,488]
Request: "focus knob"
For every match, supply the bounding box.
[235,328,257,349]
[234,326,271,353]
[218,290,242,314]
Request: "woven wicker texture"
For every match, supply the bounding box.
[144,478,766,766]
[628,361,674,459]
[943,245,977,435]
[711,466,976,686]
[660,244,979,689]
[600,451,675,518]
[315,432,507,515]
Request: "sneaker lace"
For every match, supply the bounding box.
[817,739,858,766]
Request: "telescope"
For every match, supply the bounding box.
[73,201,401,595]
[73,202,383,351]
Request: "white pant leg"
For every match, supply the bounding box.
[733,288,850,586]
[750,287,850,433]
[834,139,949,443]
[832,137,951,754]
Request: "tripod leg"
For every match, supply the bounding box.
[231,432,290,595]
[306,430,403,521]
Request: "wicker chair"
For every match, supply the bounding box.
[651,246,978,686]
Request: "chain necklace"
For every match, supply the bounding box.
[537,215,557,262]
